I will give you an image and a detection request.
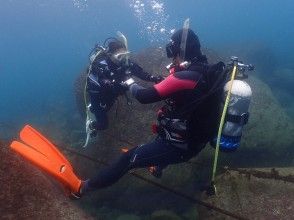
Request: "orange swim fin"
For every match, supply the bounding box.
[10,125,81,194]
[19,125,73,170]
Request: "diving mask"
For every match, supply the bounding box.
[111,50,130,65]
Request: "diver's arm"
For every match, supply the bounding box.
[129,61,163,83]
[153,71,197,97]
[130,84,161,104]
[130,71,198,104]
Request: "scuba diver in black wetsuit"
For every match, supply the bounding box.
[73,27,228,197]
[83,32,163,143]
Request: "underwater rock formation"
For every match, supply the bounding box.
[151,209,182,220]
[268,68,294,117]
[116,214,141,220]
[0,140,92,220]
[200,167,294,219]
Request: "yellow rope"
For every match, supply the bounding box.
[211,64,238,187]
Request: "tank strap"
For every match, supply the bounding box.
[225,112,249,125]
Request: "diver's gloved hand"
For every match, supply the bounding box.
[150,75,164,83]
[121,78,135,89]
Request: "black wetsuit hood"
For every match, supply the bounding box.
[170,28,203,61]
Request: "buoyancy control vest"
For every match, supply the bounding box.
[155,61,227,149]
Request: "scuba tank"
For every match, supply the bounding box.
[209,58,253,195]
[218,80,252,151]
[211,57,253,152]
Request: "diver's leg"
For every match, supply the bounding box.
[86,138,201,191]
[128,137,201,169]
[86,147,137,190]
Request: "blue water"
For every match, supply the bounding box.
[0,0,293,131]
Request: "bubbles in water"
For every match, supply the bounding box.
[129,0,175,44]
[151,1,164,14]
[73,0,88,11]
[160,28,165,33]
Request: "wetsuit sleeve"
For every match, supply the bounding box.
[130,83,161,104]
[130,71,198,104]
[153,71,198,97]
[128,61,154,82]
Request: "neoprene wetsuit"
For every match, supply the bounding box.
[87,53,159,130]
[87,59,225,190]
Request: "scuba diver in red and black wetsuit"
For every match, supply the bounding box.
[74,28,227,197]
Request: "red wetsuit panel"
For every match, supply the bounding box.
[154,73,197,98]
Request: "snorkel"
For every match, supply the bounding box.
[115,31,130,66]
[180,18,190,61]
[166,18,191,71]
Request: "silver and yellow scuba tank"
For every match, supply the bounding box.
[208,57,254,195]
[219,79,252,151]
[211,56,254,152]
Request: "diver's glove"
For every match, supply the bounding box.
[124,79,146,98]
[120,78,136,90]
[124,78,135,87]
[150,75,164,83]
